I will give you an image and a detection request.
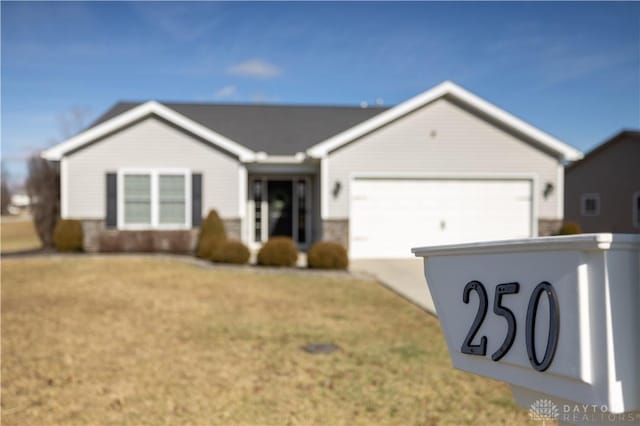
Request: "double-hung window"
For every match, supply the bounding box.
[580,193,600,217]
[159,174,186,225]
[119,169,191,229]
[123,174,152,225]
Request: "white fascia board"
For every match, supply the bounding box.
[153,102,255,161]
[307,81,584,162]
[41,101,256,162]
[445,83,584,162]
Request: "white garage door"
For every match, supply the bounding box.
[350,178,533,258]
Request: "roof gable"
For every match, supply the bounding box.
[69,101,388,158]
[42,101,256,161]
[41,81,582,163]
[567,130,640,171]
[306,81,583,161]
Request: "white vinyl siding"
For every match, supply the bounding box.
[63,116,241,221]
[326,97,561,220]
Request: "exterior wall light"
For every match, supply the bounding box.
[332,181,342,198]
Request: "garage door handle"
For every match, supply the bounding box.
[440,220,446,230]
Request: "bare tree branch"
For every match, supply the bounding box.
[26,156,60,247]
[57,106,91,139]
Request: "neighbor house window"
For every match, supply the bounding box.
[580,193,600,216]
[119,169,190,229]
[633,192,640,228]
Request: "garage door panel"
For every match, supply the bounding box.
[350,178,533,258]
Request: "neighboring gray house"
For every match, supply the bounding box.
[564,130,640,234]
[42,81,582,258]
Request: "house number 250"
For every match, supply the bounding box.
[460,280,559,372]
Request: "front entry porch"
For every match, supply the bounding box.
[247,175,315,250]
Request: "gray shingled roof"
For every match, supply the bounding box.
[90,102,389,156]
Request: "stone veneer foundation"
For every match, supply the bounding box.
[80,217,242,253]
[538,218,562,236]
[321,219,349,248]
[81,217,560,253]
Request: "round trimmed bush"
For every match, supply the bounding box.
[53,219,83,252]
[196,210,227,258]
[257,237,298,267]
[556,221,582,235]
[307,241,348,270]
[212,239,250,264]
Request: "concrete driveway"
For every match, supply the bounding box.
[350,258,436,315]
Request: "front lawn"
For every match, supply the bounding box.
[2,257,534,425]
[1,217,41,253]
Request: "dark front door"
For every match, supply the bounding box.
[268,180,293,237]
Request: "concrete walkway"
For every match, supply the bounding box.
[350,258,436,315]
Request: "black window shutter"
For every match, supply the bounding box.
[192,173,202,227]
[106,173,117,228]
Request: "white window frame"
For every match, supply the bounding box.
[580,193,600,217]
[117,168,191,230]
[633,191,640,228]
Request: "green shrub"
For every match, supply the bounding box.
[212,239,250,264]
[53,219,83,252]
[257,237,298,267]
[556,221,582,235]
[307,241,349,270]
[196,210,227,258]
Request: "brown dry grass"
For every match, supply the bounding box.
[2,257,535,425]
[1,218,41,253]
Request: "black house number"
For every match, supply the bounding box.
[460,280,559,372]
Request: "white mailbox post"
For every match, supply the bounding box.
[413,234,640,425]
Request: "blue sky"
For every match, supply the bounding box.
[2,1,639,184]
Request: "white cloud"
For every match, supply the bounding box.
[227,59,282,78]
[130,3,222,42]
[214,85,237,98]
